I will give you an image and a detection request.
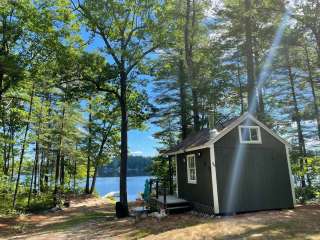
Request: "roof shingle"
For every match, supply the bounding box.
[165,117,239,155]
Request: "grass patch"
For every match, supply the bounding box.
[104,196,117,204]
[39,211,113,232]
[131,229,151,239]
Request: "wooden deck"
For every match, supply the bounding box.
[156,195,188,204]
[153,195,192,214]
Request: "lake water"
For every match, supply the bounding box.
[88,176,150,201]
[21,175,150,202]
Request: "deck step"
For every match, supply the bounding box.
[164,202,190,208]
[167,205,192,214]
[152,195,193,214]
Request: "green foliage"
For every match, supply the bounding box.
[150,156,169,180]
[0,0,320,215]
[295,186,320,204]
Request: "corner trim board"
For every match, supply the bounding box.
[285,145,296,206]
[210,144,220,214]
[174,154,179,197]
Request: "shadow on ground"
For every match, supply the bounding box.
[210,205,320,240]
[0,199,203,240]
[1,199,320,240]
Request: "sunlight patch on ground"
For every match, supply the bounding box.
[1,198,320,240]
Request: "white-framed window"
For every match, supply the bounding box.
[238,125,262,144]
[187,154,197,184]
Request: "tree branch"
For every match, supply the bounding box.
[123,25,146,49]
[95,27,121,66]
[86,77,121,101]
[72,1,121,67]
[127,44,159,74]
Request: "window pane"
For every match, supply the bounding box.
[191,158,195,168]
[188,157,195,168]
[190,169,195,180]
[250,128,258,141]
[241,128,250,141]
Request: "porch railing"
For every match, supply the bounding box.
[149,178,168,210]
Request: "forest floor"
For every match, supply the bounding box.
[0,197,320,240]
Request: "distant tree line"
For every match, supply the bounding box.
[98,156,153,177]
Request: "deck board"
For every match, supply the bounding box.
[156,195,188,204]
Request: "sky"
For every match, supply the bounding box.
[78,0,305,157]
[82,30,161,157]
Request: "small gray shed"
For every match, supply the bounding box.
[166,112,295,215]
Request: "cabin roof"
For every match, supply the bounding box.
[165,113,290,156]
[165,117,239,155]
[166,128,211,154]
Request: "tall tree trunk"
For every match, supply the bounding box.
[184,0,200,131]
[73,157,77,193]
[311,25,320,68]
[34,100,44,193]
[90,131,109,194]
[2,103,9,175]
[237,61,244,114]
[43,94,52,192]
[304,44,320,140]
[39,148,45,193]
[119,69,129,216]
[68,158,72,190]
[60,154,65,192]
[178,58,189,139]
[54,142,61,204]
[244,0,256,113]
[54,105,65,205]
[254,52,265,117]
[258,88,264,115]
[85,100,92,194]
[286,49,307,188]
[90,164,98,195]
[253,21,264,118]
[13,84,35,208]
[33,141,39,193]
[10,128,15,181]
[28,153,37,207]
[191,88,200,131]
[316,36,320,68]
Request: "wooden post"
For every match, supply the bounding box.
[149,179,152,195]
[156,180,159,199]
[163,180,167,211]
[169,157,173,195]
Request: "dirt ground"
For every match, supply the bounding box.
[1,197,320,240]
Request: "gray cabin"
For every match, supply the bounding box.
[164,112,295,215]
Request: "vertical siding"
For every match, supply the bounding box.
[214,122,294,213]
[176,148,214,207]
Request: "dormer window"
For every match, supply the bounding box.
[239,126,262,144]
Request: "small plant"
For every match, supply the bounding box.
[295,186,320,204]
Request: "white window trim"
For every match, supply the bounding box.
[186,154,197,184]
[238,125,262,144]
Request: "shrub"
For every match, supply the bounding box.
[295,186,320,204]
